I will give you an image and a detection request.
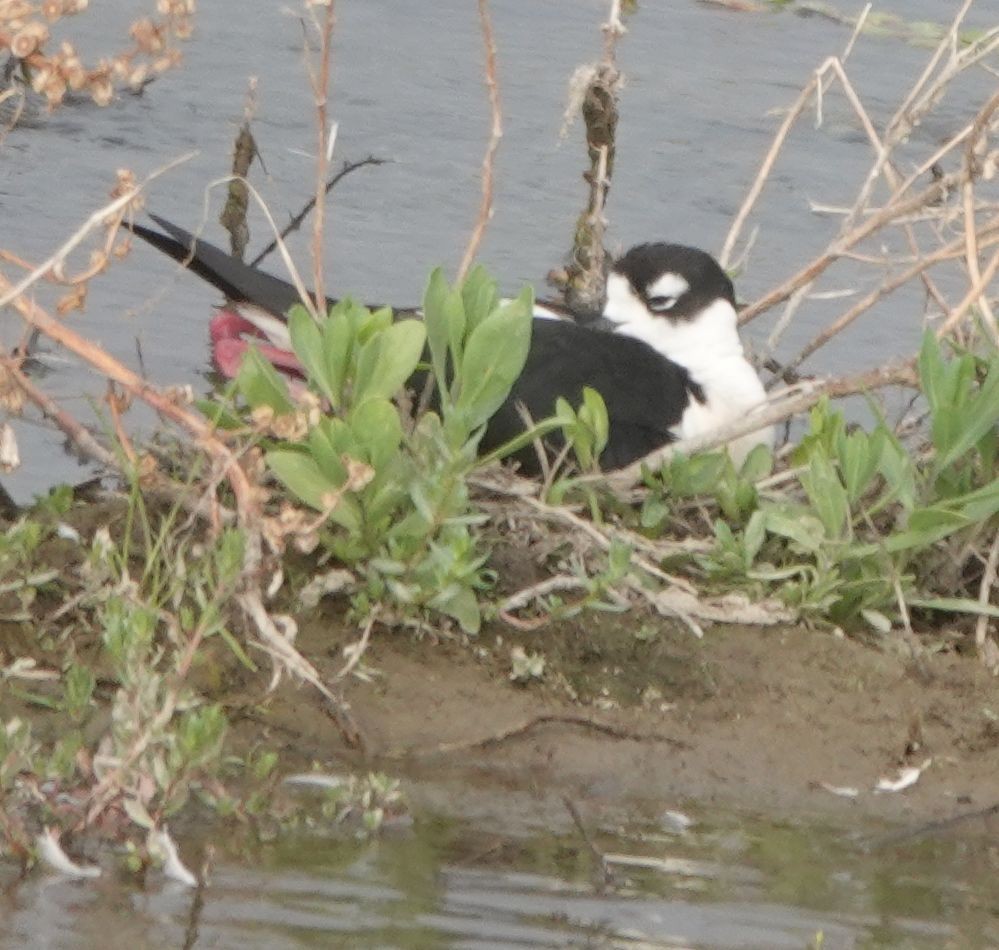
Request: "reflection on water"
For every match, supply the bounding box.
[2,801,996,949]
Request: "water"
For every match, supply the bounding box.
[2,793,996,948]
[3,0,996,501]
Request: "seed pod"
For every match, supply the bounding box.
[10,21,50,58]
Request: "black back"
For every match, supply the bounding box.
[481,318,697,473]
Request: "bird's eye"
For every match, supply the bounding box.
[647,295,677,312]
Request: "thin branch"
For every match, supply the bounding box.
[975,533,999,665]
[778,220,999,374]
[737,171,955,325]
[498,575,588,616]
[935,246,999,340]
[1,354,118,470]
[0,152,196,310]
[456,0,502,283]
[589,360,919,491]
[308,0,337,313]
[249,156,388,269]
[720,71,819,270]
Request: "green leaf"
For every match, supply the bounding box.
[907,506,971,534]
[359,306,394,339]
[908,597,999,619]
[322,302,358,408]
[431,585,481,634]
[445,288,467,371]
[743,509,767,564]
[935,359,999,472]
[666,451,729,496]
[948,477,999,523]
[266,448,335,511]
[288,305,332,400]
[236,345,293,413]
[917,329,947,415]
[422,267,451,389]
[456,286,533,429]
[350,398,403,470]
[197,398,245,430]
[839,430,879,502]
[763,506,827,552]
[739,442,773,482]
[581,387,610,458]
[640,495,669,530]
[849,484,999,555]
[876,438,917,512]
[353,333,383,408]
[307,419,354,484]
[800,450,849,540]
[461,264,499,333]
[476,416,567,467]
[357,319,426,405]
[266,447,362,533]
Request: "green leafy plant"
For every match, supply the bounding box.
[231,267,536,633]
[650,331,999,631]
[555,386,610,473]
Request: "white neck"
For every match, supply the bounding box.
[603,273,774,463]
[613,298,747,382]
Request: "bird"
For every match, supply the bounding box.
[131,216,773,473]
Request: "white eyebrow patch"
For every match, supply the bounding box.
[647,272,690,301]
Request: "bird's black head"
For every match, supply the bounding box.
[606,243,735,324]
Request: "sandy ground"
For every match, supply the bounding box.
[3,496,997,837]
[241,604,999,832]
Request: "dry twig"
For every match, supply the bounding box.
[593,362,917,490]
[721,0,999,383]
[456,0,502,283]
[249,156,388,269]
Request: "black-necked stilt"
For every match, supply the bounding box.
[132,217,772,473]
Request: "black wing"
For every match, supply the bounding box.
[482,319,696,473]
[131,215,332,318]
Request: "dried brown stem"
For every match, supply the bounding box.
[738,172,954,326]
[975,533,999,667]
[780,220,999,374]
[0,353,117,470]
[721,71,819,270]
[961,89,999,343]
[560,0,624,310]
[1,273,251,493]
[725,0,999,374]
[456,0,502,283]
[220,84,259,260]
[935,246,999,340]
[308,0,337,313]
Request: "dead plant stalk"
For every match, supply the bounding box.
[457,0,502,283]
[723,0,999,377]
[307,0,337,313]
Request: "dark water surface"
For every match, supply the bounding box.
[3,790,997,948]
[3,0,995,500]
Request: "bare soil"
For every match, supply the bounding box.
[236,599,999,830]
[4,495,998,835]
